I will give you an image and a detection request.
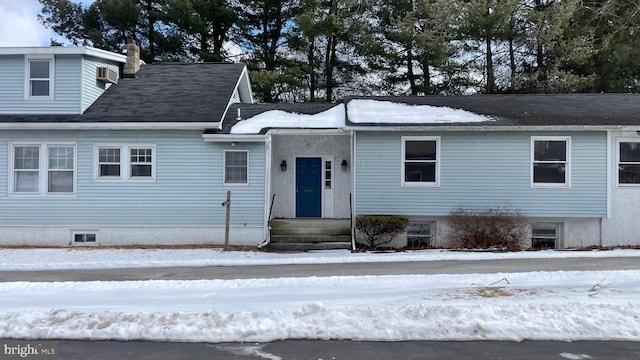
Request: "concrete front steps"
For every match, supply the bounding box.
[267,218,353,252]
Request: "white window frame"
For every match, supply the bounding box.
[223,150,249,185]
[405,221,435,248]
[24,55,54,100]
[9,142,76,196]
[96,146,122,179]
[93,144,156,181]
[71,230,99,246]
[530,222,562,249]
[401,136,440,187]
[530,136,571,188]
[129,146,155,180]
[616,138,640,187]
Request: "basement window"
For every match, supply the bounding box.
[531,223,560,249]
[74,233,97,243]
[406,222,434,249]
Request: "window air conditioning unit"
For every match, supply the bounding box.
[96,67,118,84]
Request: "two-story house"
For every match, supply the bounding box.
[0,41,257,246]
[1,42,640,250]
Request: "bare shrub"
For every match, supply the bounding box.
[356,215,409,250]
[446,208,528,251]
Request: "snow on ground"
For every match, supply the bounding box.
[1,247,639,271]
[0,248,639,343]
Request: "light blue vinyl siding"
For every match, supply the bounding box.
[0,55,26,109]
[355,131,607,217]
[82,56,119,112]
[0,54,116,114]
[0,131,266,226]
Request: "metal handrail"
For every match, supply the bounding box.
[350,192,356,252]
[258,193,277,248]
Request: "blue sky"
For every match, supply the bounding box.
[0,0,94,47]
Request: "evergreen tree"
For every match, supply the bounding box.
[579,0,640,92]
[166,0,238,62]
[515,0,595,92]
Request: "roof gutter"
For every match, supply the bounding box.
[344,125,640,132]
[0,46,127,63]
[202,134,267,142]
[0,122,221,131]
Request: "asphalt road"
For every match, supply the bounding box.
[0,256,638,282]
[5,339,639,360]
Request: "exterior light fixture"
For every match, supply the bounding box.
[341,159,348,171]
[280,160,287,172]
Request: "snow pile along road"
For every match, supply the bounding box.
[1,270,639,342]
[1,248,639,270]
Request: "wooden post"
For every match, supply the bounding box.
[223,191,231,251]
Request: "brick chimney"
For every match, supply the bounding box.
[123,39,140,77]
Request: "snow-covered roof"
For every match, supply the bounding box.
[212,94,640,135]
[230,104,345,134]
[347,99,492,124]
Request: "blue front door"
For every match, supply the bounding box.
[296,157,322,218]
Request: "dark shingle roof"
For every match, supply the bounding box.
[82,62,246,122]
[344,93,640,127]
[0,62,246,124]
[0,114,83,122]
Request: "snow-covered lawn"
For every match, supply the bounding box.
[1,247,640,270]
[0,248,639,342]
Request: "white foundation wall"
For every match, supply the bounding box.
[602,131,640,246]
[603,186,640,246]
[355,217,603,249]
[557,219,602,248]
[0,226,263,247]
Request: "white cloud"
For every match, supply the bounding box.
[0,0,53,46]
[0,0,94,47]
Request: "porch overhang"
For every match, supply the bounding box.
[202,134,267,142]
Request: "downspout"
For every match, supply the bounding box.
[258,133,272,248]
[602,130,613,248]
[350,130,357,252]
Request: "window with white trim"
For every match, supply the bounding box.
[406,222,435,249]
[130,147,153,178]
[25,56,53,99]
[13,146,40,193]
[74,233,96,243]
[48,146,74,193]
[531,223,560,249]
[11,143,76,195]
[531,137,570,187]
[224,150,248,184]
[402,136,440,186]
[98,147,121,178]
[618,141,640,185]
[94,145,155,181]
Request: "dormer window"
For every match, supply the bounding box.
[25,56,54,99]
